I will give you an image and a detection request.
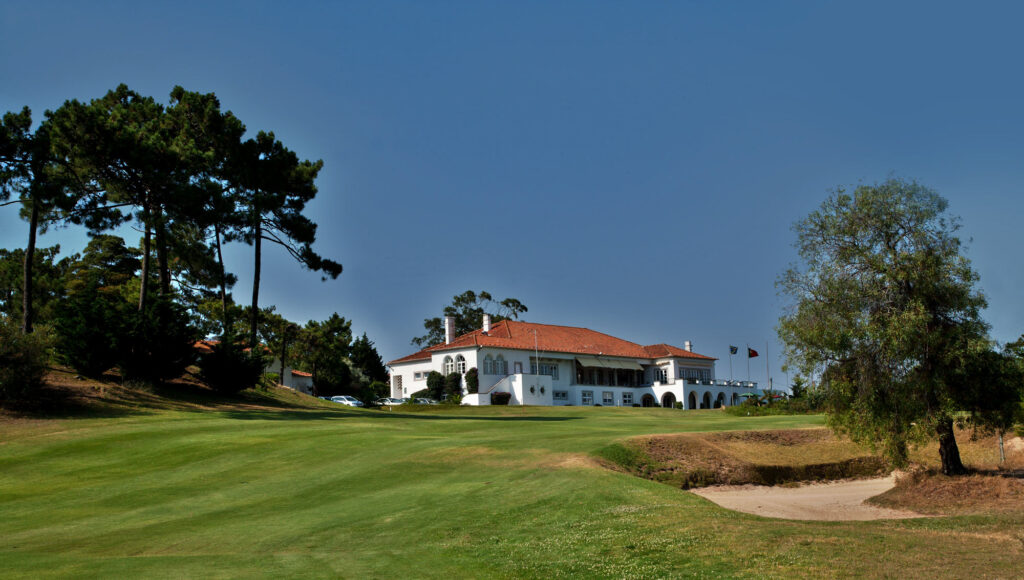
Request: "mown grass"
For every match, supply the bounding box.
[1,390,1022,579]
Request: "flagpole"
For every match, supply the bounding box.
[729,349,733,381]
[765,341,770,393]
[746,344,750,381]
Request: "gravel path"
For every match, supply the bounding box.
[690,474,928,521]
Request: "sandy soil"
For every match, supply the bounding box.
[691,474,928,521]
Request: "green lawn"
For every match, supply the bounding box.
[1,402,1020,578]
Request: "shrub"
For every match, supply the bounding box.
[199,342,265,394]
[491,391,512,405]
[674,401,684,409]
[54,284,127,377]
[465,367,479,394]
[0,318,52,400]
[444,372,462,398]
[408,388,428,399]
[119,298,199,383]
[426,371,445,400]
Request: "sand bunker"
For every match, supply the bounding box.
[690,474,928,521]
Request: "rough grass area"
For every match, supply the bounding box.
[0,367,333,419]
[603,429,889,488]
[867,433,1024,516]
[871,469,1024,516]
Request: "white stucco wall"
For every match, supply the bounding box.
[390,346,747,409]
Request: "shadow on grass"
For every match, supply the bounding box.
[2,368,324,420]
[217,408,580,422]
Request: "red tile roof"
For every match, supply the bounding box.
[291,370,312,377]
[194,340,219,354]
[642,343,715,360]
[387,320,715,365]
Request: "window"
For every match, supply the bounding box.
[656,367,668,383]
[393,375,403,392]
[553,390,569,401]
[443,356,454,375]
[456,355,466,374]
[495,355,508,376]
[581,390,593,405]
[680,367,711,382]
[530,361,559,380]
[622,392,633,405]
[483,355,494,374]
[414,372,427,381]
[602,391,614,405]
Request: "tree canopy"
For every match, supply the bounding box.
[412,290,527,347]
[778,178,1022,475]
[0,84,352,393]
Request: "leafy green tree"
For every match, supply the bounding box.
[0,246,72,326]
[366,380,390,402]
[54,279,129,377]
[778,178,1018,475]
[198,341,265,394]
[789,376,807,399]
[259,309,300,385]
[118,296,199,383]
[465,367,479,394]
[53,235,141,377]
[350,332,387,384]
[48,86,173,312]
[228,131,342,348]
[0,107,78,334]
[293,313,354,396]
[412,290,528,347]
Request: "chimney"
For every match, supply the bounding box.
[444,316,455,344]
[684,340,692,352]
[482,314,491,334]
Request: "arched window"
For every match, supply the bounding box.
[483,355,494,375]
[443,356,454,375]
[495,355,507,376]
[455,355,466,374]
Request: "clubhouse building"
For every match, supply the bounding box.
[387,316,757,408]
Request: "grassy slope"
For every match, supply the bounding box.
[1,395,1022,579]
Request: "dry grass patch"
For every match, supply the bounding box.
[607,428,888,489]
[870,468,1024,516]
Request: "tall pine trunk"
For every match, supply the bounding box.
[250,217,261,349]
[215,223,230,337]
[154,205,171,296]
[21,198,39,334]
[937,417,966,475]
[138,203,152,312]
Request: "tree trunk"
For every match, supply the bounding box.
[138,204,152,312]
[280,337,288,386]
[937,417,966,475]
[215,223,229,336]
[154,205,171,296]
[21,199,39,334]
[250,218,261,349]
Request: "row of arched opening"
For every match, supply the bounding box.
[639,392,739,409]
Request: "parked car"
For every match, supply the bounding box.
[375,397,405,406]
[330,395,364,407]
[414,398,438,405]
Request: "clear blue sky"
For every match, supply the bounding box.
[3,1,1023,389]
